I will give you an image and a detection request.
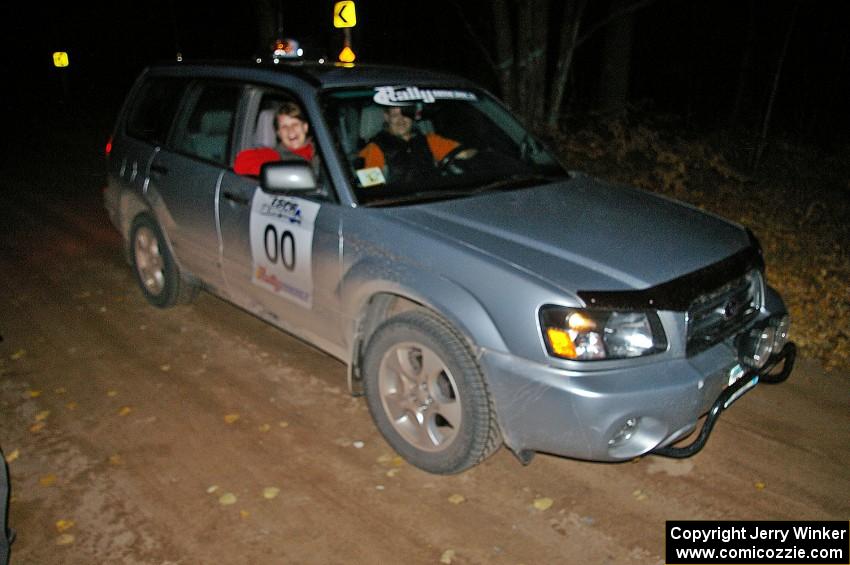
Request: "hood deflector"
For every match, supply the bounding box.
[577,244,764,311]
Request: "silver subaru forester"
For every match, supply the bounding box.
[104,61,795,474]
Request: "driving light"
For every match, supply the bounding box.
[770,314,790,351]
[738,325,775,369]
[540,306,667,361]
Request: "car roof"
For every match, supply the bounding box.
[145,60,478,91]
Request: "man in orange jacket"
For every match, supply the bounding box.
[359,106,475,184]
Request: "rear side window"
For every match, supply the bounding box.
[126,78,187,145]
[171,83,241,165]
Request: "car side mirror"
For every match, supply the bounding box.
[260,161,317,194]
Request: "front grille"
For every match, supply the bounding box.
[686,270,763,356]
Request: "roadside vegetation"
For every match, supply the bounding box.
[555,113,850,372]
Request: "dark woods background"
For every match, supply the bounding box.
[5,0,847,151]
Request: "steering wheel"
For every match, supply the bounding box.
[436,144,471,174]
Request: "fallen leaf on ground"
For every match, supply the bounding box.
[118,406,133,417]
[159,364,171,372]
[107,390,118,397]
[219,493,237,506]
[206,485,219,494]
[35,410,51,422]
[56,519,75,533]
[108,454,124,466]
[55,534,75,546]
[386,468,400,478]
[440,549,456,564]
[258,423,271,433]
[66,401,78,410]
[5,449,19,463]
[754,481,766,490]
[224,413,240,424]
[27,389,42,398]
[240,510,250,519]
[448,494,466,505]
[632,489,648,501]
[29,422,46,433]
[533,497,554,511]
[39,474,57,487]
[54,387,66,394]
[263,487,280,500]
[11,350,26,360]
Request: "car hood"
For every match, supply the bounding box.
[387,176,751,294]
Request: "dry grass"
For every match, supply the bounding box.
[554,116,850,372]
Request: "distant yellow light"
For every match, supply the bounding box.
[52,52,69,68]
[338,46,356,63]
[546,328,577,359]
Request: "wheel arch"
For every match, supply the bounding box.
[343,260,508,396]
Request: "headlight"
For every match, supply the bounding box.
[540,306,667,361]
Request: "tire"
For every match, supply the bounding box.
[362,311,501,474]
[129,214,196,308]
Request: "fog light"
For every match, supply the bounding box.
[608,417,639,447]
[770,314,790,351]
[739,325,775,369]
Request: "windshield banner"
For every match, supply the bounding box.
[373,86,477,106]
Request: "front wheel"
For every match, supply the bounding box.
[362,311,501,474]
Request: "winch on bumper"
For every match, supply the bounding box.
[480,315,796,464]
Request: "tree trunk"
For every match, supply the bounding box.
[729,0,756,126]
[516,0,549,128]
[598,0,634,115]
[752,2,798,171]
[546,0,587,131]
[253,0,276,57]
[491,0,517,110]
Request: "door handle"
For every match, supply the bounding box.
[222,191,250,206]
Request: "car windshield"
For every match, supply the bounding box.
[322,86,567,206]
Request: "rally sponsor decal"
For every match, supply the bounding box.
[249,190,320,308]
[373,86,477,106]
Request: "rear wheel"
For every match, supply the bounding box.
[129,214,196,308]
[362,311,500,474]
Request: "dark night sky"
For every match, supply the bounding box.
[3,0,848,145]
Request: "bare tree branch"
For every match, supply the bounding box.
[574,0,658,49]
[451,0,498,75]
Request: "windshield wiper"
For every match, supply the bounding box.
[361,174,565,208]
[467,173,561,195]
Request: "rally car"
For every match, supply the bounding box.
[104,61,794,474]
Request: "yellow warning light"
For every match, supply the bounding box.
[333,1,357,28]
[52,52,69,68]
[338,46,356,63]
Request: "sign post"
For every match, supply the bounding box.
[333,1,357,63]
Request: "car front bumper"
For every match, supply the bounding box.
[480,340,796,463]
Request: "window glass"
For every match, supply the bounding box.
[126,78,187,145]
[321,87,566,206]
[172,83,241,165]
[234,90,337,202]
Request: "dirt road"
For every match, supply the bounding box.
[1,126,848,565]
